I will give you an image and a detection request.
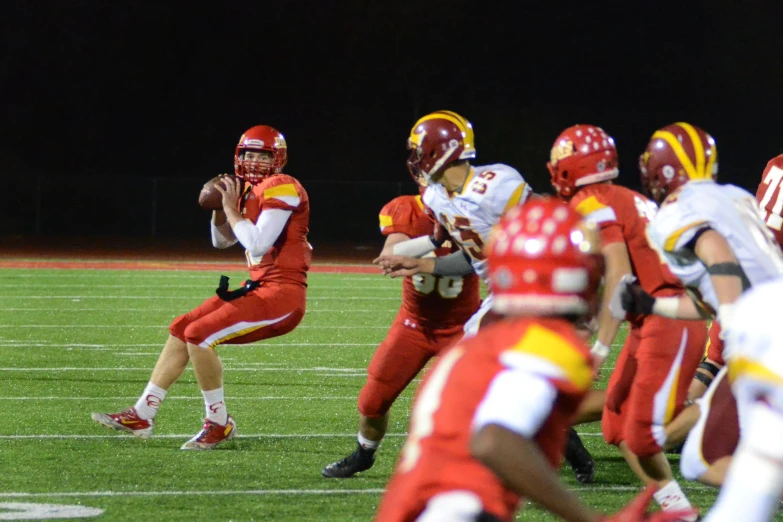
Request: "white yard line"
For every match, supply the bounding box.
[0,325,390,329]
[0,433,604,440]
[0,343,378,348]
[0,483,712,499]
[0,309,393,313]
[0,296,400,300]
[0,285,397,290]
[0,367,369,372]
[0,396,371,401]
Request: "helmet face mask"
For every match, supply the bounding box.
[234,125,288,184]
[639,122,718,204]
[547,125,619,199]
[406,110,476,188]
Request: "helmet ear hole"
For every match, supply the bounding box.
[562,170,568,179]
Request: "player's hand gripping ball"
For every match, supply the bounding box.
[198,174,236,210]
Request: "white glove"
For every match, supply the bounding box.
[608,274,638,320]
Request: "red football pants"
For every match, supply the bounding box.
[602,316,706,456]
[169,282,306,348]
[358,311,465,418]
[705,321,725,366]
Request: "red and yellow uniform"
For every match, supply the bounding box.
[358,195,480,418]
[375,318,592,522]
[170,174,310,348]
[570,184,707,456]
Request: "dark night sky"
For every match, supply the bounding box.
[3,0,783,196]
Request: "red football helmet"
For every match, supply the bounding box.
[639,122,718,203]
[234,125,288,184]
[407,110,476,187]
[548,124,619,199]
[486,197,603,317]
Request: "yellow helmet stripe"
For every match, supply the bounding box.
[417,110,470,133]
[704,138,718,179]
[651,129,698,179]
[676,122,706,178]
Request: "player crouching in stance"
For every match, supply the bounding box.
[321,194,481,478]
[91,125,311,449]
[374,199,692,522]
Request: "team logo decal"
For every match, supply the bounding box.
[550,139,575,165]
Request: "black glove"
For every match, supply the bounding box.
[621,282,656,315]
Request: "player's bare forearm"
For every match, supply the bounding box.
[596,242,632,348]
[373,255,435,278]
[379,233,411,257]
[222,205,247,229]
[471,425,601,522]
[212,210,228,227]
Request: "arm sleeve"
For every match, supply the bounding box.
[433,251,474,276]
[232,208,292,258]
[392,235,438,257]
[211,213,238,248]
[472,369,558,438]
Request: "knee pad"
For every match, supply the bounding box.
[168,315,188,342]
[625,419,662,457]
[358,378,397,418]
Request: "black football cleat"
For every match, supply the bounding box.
[564,428,595,484]
[322,444,376,478]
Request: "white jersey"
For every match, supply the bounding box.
[423,163,531,282]
[646,180,783,313]
[725,278,783,388]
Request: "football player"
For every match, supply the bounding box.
[373,111,597,483]
[617,123,783,369]
[548,125,705,520]
[91,125,311,449]
[681,153,783,402]
[321,193,481,478]
[701,278,783,522]
[374,198,692,522]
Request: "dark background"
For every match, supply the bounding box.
[2,1,782,246]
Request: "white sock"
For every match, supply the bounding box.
[358,432,380,451]
[654,480,697,522]
[704,446,783,522]
[203,387,228,425]
[134,382,167,420]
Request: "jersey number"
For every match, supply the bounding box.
[757,165,783,231]
[440,215,486,261]
[734,197,783,271]
[412,273,464,298]
[398,347,465,473]
[471,170,496,196]
[633,195,658,222]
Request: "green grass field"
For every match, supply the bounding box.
[0,268,732,520]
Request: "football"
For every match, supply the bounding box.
[198,175,235,210]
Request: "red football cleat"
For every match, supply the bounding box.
[91,407,155,439]
[180,416,237,450]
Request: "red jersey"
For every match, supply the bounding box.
[570,184,683,326]
[379,195,480,329]
[756,154,783,245]
[376,318,592,521]
[240,174,311,285]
